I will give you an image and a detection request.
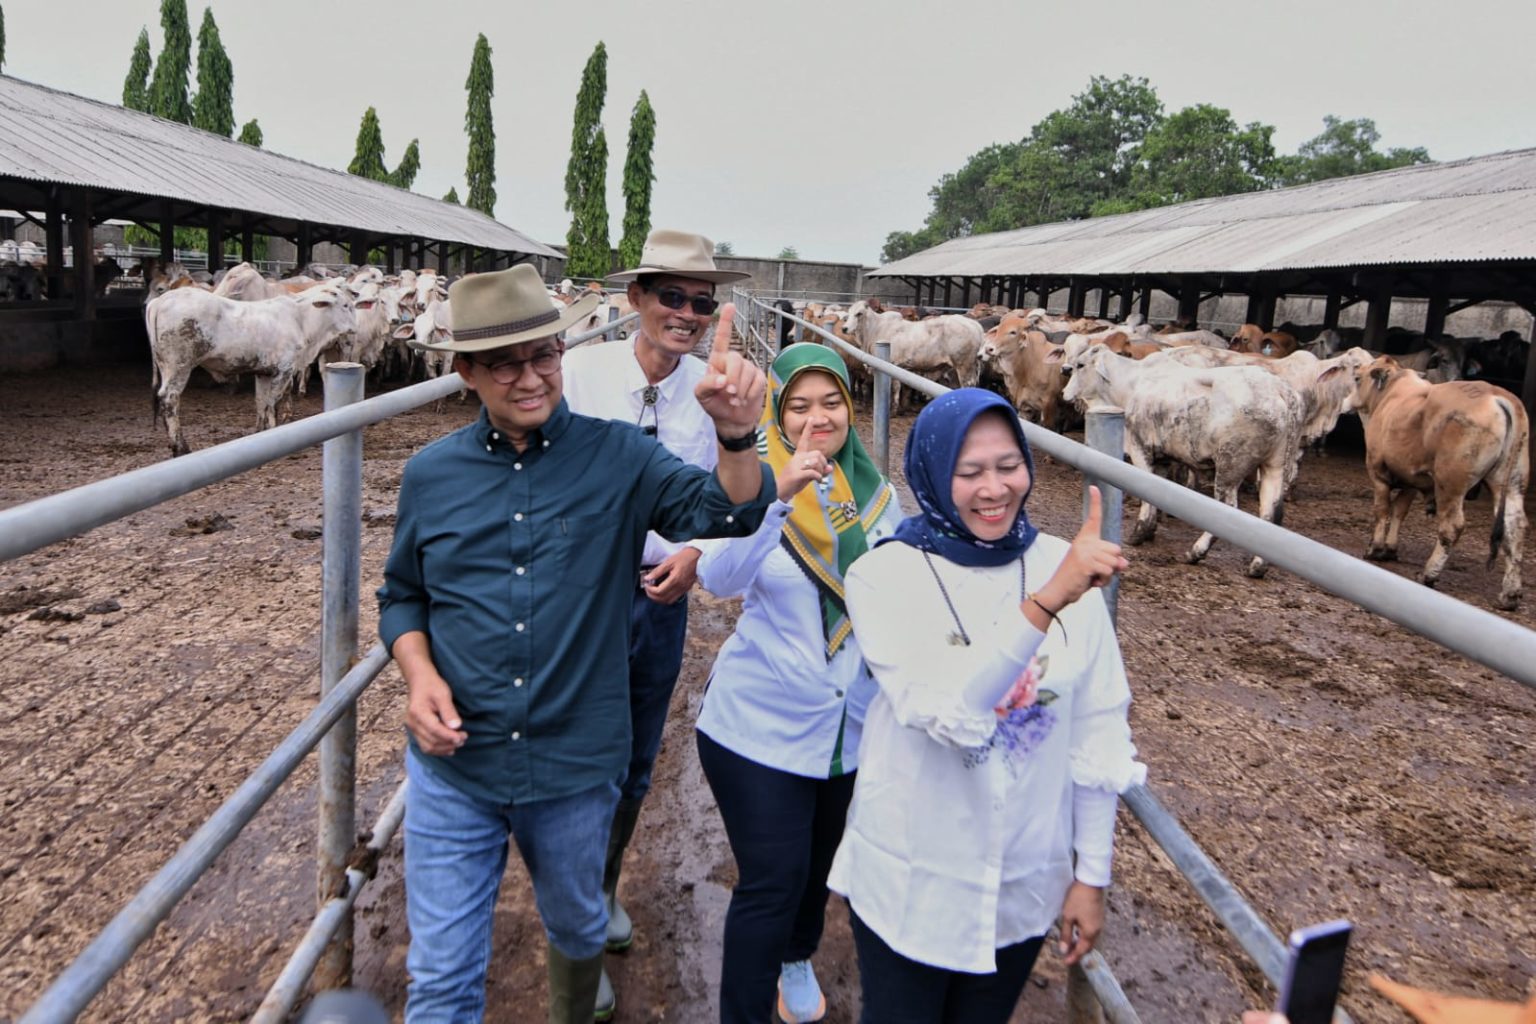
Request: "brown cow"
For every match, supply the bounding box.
[1344,357,1528,609]
[1231,323,1299,357]
[979,315,1071,431]
[1100,330,1166,360]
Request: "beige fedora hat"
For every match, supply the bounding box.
[420,264,600,353]
[608,228,750,285]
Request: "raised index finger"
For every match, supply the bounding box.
[1080,485,1103,537]
[797,417,817,453]
[711,303,737,365]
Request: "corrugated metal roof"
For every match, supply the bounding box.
[0,74,562,258]
[870,148,1536,278]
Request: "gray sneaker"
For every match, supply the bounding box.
[594,965,615,1022]
[776,960,826,1023]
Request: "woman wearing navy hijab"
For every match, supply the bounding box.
[827,388,1145,1024]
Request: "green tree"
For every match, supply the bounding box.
[191,7,234,137]
[390,138,421,189]
[238,118,262,147]
[619,90,657,269]
[714,240,735,256]
[777,246,799,260]
[1103,104,1277,213]
[564,42,611,279]
[464,33,497,215]
[148,0,192,124]
[1275,115,1431,186]
[443,186,461,204]
[123,27,152,112]
[348,106,388,181]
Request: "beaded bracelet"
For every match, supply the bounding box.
[1027,592,1069,644]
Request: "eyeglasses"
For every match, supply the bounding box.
[472,344,563,384]
[646,285,718,316]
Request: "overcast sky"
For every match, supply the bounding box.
[7,0,1536,265]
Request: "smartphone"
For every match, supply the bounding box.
[1276,919,1352,1024]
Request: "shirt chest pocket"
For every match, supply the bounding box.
[545,511,619,589]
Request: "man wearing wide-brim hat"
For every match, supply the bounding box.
[377,262,774,1024]
[561,228,750,1016]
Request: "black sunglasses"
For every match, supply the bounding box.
[647,285,718,316]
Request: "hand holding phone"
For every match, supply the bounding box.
[1276,919,1351,1024]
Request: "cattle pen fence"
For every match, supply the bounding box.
[732,287,1536,1024]
[4,293,1533,1021]
[2,313,637,1023]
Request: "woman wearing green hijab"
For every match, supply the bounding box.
[695,344,904,1024]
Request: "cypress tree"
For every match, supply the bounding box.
[123,28,152,112]
[619,90,656,270]
[238,118,262,147]
[443,186,461,204]
[464,33,497,216]
[148,0,192,124]
[564,42,610,279]
[390,139,421,189]
[348,107,388,181]
[191,7,234,137]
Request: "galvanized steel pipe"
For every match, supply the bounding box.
[873,341,892,478]
[316,364,364,990]
[251,781,408,1024]
[18,645,392,1024]
[0,375,463,565]
[1083,408,1126,623]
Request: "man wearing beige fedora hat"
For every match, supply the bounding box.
[561,228,750,1016]
[378,263,774,1024]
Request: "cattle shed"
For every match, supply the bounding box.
[0,73,562,369]
[869,147,1536,414]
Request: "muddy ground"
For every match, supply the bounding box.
[0,362,1533,1023]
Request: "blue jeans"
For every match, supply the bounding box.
[403,749,619,1024]
[622,586,689,800]
[849,909,1044,1024]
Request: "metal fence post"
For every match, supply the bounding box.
[317,362,364,989]
[873,340,892,476]
[1083,407,1126,624]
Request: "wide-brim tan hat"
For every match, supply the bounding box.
[420,264,600,353]
[608,228,750,285]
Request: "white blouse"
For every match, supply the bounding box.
[826,533,1146,974]
[695,485,904,778]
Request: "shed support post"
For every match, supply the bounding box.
[1068,279,1087,318]
[385,242,397,275]
[349,232,368,268]
[297,224,313,271]
[960,277,972,307]
[69,190,96,320]
[317,363,365,991]
[1424,286,1449,339]
[1037,282,1053,310]
[943,277,953,308]
[158,202,175,267]
[1323,289,1342,330]
[46,190,65,298]
[1097,284,1111,319]
[207,213,225,273]
[1364,285,1394,348]
[1137,286,1151,320]
[241,224,255,264]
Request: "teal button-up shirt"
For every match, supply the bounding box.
[378,400,773,805]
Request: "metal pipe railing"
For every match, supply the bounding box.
[18,645,392,1024]
[316,364,365,989]
[251,781,409,1024]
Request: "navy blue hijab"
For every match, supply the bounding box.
[885,388,1039,568]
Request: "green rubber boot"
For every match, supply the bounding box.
[547,943,605,1024]
[603,797,644,952]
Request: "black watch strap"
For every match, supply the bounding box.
[717,430,757,452]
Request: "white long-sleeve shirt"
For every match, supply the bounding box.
[695,485,904,778]
[561,338,717,566]
[827,533,1146,974]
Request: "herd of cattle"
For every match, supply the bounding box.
[93,262,1530,611]
[136,261,619,456]
[791,300,1529,610]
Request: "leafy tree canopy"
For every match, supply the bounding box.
[777,246,799,260]
[238,118,262,147]
[390,138,421,189]
[192,7,234,137]
[714,240,735,256]
[148,0,192,124]
[348,106,388,181]
[619,90,657,270]
[443,186,461,204]
[1275,115,1431,186]
[123,28,153,112]
[464,33,497,215]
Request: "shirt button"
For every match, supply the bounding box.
[516,566,526,576]
[835,689,844,698]
[514,677,524,687]
[514,462,523,470]
[725,514,735,523]
[492,432,500,440]
[514,512,524,522]
[542,439,550,448]
[485,444,493,452]
[511,731,521,741]
[515,622,525,632]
